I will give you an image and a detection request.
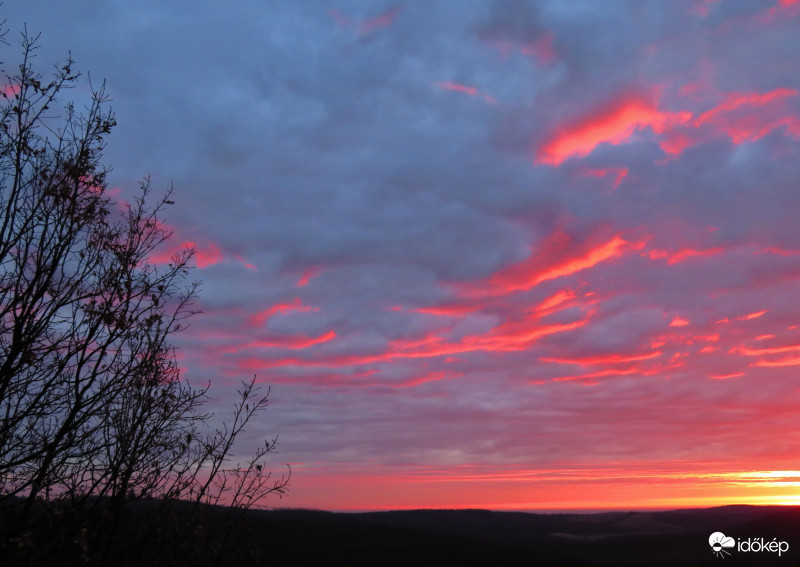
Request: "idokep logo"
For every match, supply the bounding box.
[709,532,735,558]
[709,531,790,559]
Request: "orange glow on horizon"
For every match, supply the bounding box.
[285,466,800,511]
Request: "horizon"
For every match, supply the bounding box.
[4,0,800,512]
[268,502,800,516]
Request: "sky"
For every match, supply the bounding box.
[4,0,800,511]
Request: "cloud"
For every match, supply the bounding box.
[330,6,403,36]
[434,81,496,104]
[535,90,692,165]
[459,232,638,296]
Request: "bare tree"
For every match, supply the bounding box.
[0,29,288,566]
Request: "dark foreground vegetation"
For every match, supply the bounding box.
[0,22,286,567]
[5,501,799,566]
[220,504,800,566]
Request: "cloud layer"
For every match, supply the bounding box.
[5,0,800,510]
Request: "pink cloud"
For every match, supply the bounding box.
[235,330,337,351]
[645,246,726,265]
[248,298,314,327]
[536,90,691,165]
[581,167,629,191]
[461,233,638,296]
[148,240,223,269]
[434,82,496,105]
[296,266,324,287]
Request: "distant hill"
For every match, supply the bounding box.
[225,505,800,566]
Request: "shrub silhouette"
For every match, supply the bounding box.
[0,26,288,566]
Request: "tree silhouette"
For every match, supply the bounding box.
[0,28,288,566]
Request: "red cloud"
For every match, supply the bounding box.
[467,233,634,296]
[760,0,800,22]
[582,167,628,191]
[236,330,337,351]
[248,298,313,327]
[149,240,223,269]
[732,343,800,357]
[536,91,691,165]
[662,88,800,155]
[234,254,257,271]
[192,241,222,268]
[550,367,642,382]
[646,246,726,265]
[395,370,462,389]
[412,302,481,317]
[540,346,675,385]
[693,89,797,127]
[541,351,662,366]
[742,310,768,320]
[436,82,477,96]
[537,87,800,165]
[752,356,800,367]
[710,372,744,380]
[535,289,577,313]
[694,88,800,144]
[232,306,592,371]
[435,82,496,104]
[296,266,324,287]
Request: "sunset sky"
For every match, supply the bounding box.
[6,0,800,511]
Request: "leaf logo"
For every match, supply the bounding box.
[709,532,735,558]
